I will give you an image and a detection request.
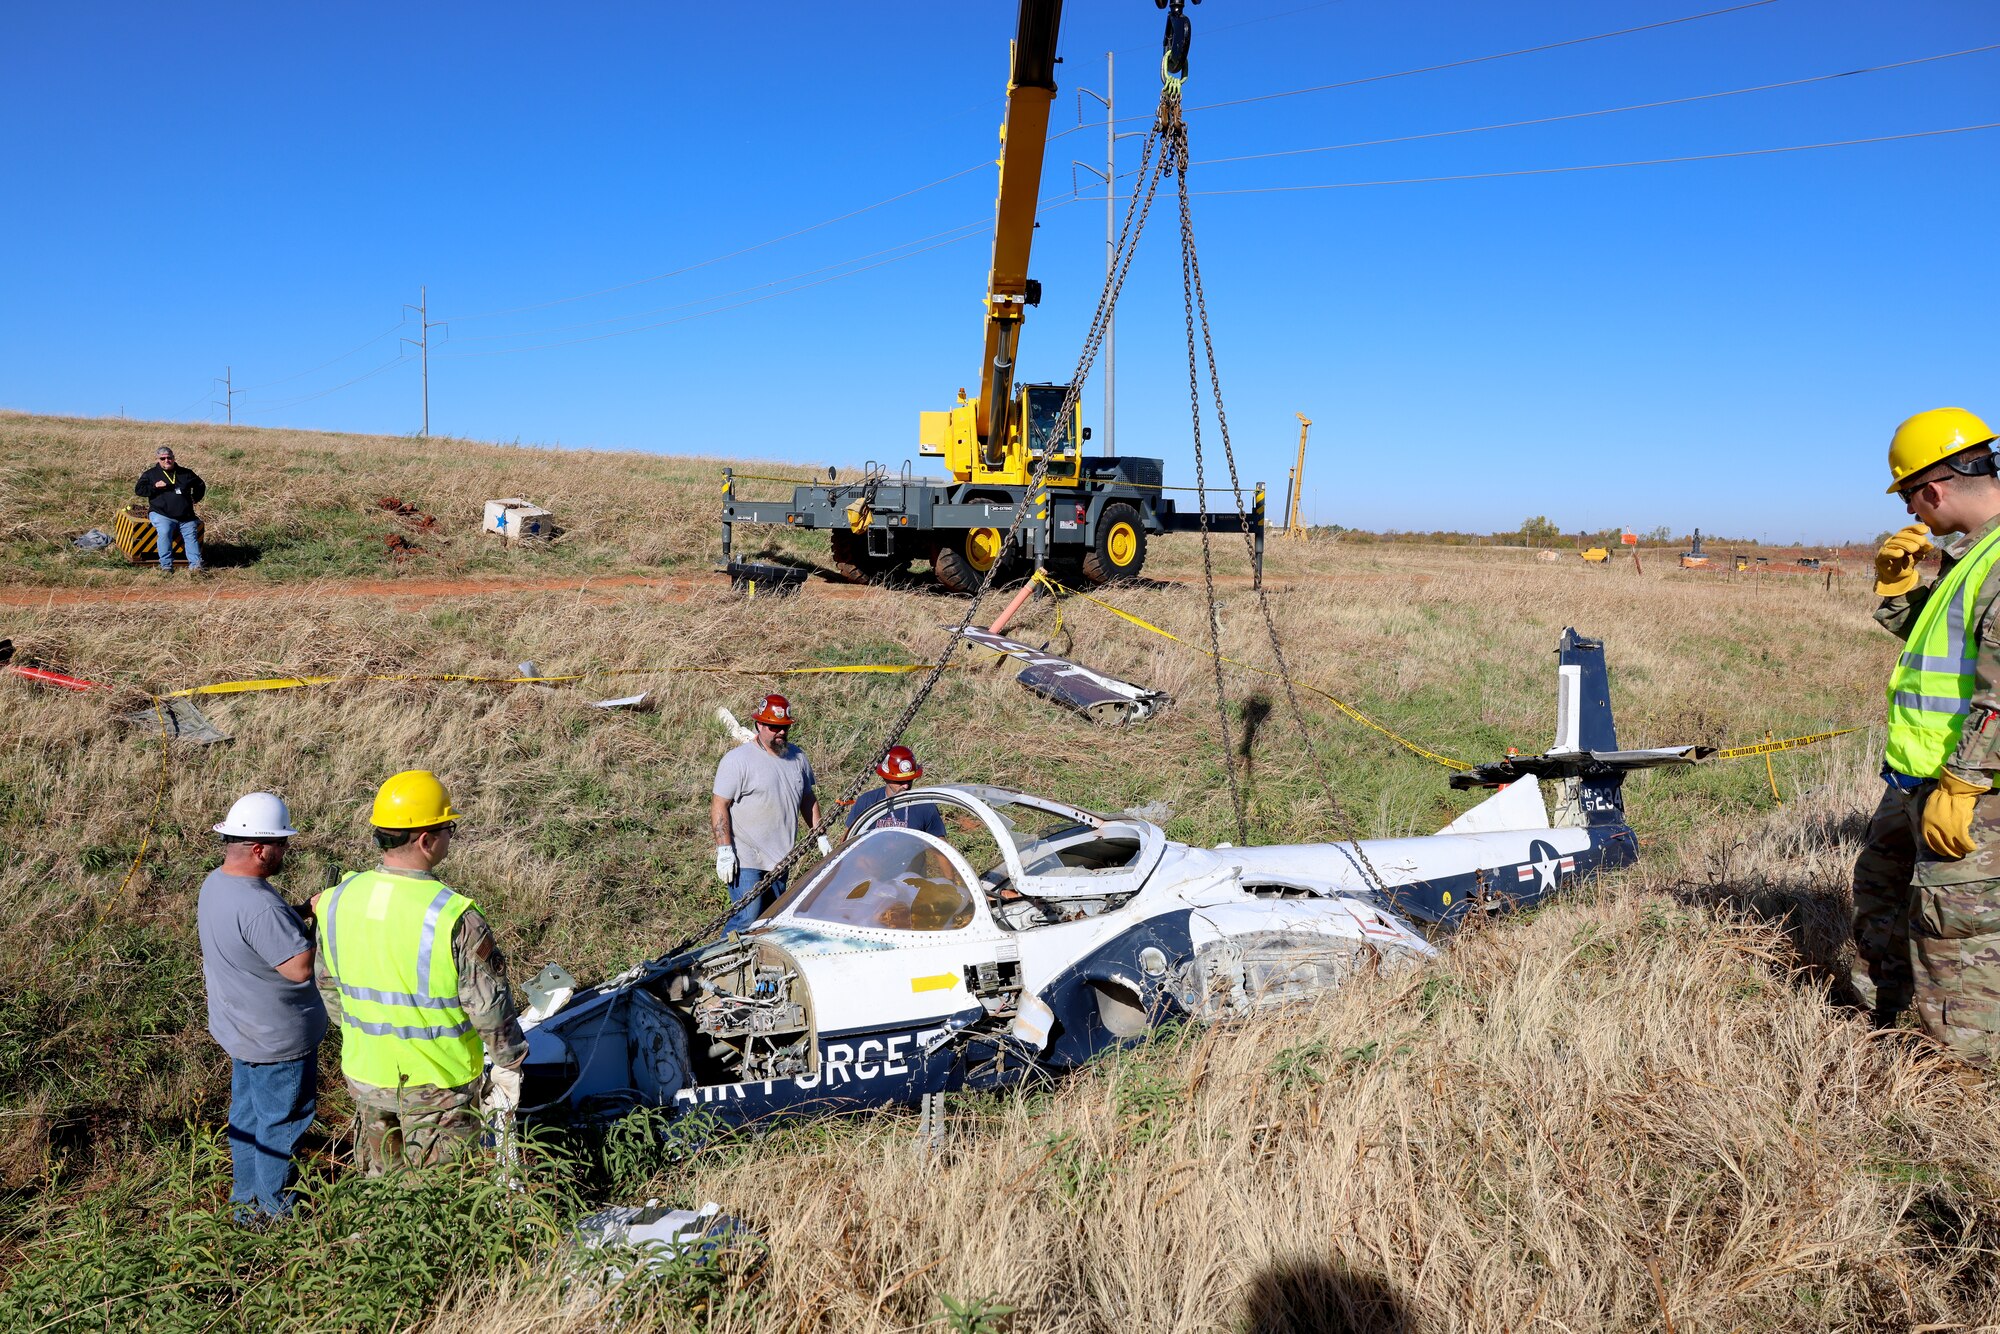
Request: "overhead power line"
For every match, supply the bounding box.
[1178,0,1785,119]
[447,217,998,345]
[1189,44,2000,170]
[1181,121,2000,196]
[239,354,411,417]
[445,2,1774,333]
[236,318,406,393]
[445,160,993,324]
[441,194,1087,359]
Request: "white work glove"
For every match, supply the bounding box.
[816,833,833,857]
[715,846,737,885]
[485,1062,523,1112]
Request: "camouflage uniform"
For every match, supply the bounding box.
[314,870,528,1174]
[1856,513,2000,1067]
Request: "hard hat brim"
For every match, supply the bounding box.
[371,811,460,832]
[1886,435,1999,493]
[212,820,299,838]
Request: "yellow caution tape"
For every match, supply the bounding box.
[1713,728,1862,760]
[1033,571,1474,771]
[160,662,947,701]
[1034,571,1865,775]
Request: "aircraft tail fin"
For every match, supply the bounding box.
[1447,629,1711,827]
[1551,627,1617,755]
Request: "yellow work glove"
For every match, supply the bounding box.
[1874,523,1935,597]
[1922,770,1990,859]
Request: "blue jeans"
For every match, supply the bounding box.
[228,1055,317,1217]
[148,512,202,570]
[723,866,787,934]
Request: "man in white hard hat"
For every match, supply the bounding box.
[196,792,325,1221]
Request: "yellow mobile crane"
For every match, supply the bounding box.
[720,0,1262,593]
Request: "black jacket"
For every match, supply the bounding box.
[135,465,205,521]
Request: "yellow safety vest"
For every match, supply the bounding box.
[1885,523,2000,779]
[318,869,483,1090]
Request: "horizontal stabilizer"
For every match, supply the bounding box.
[1449,744,1713,790]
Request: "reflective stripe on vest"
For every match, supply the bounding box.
[318,870,483,1090]
[1884,523,2000,778]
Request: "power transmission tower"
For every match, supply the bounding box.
[1074,52,1143,458]
[402,286,448,436]
[213,367,242,424]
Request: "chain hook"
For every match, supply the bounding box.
[1158,0,1195,96]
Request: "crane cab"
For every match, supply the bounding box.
[919,382,1085,489]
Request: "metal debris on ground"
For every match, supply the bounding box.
[592,692,650,711]
[122,697,230,745]
[571,1201,755,1284]
[956,624,1168,724]
[72,528,113,551]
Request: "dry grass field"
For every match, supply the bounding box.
[2,413,1995,1331]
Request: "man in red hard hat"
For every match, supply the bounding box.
[712,693,826,933]
[844,745,946,842]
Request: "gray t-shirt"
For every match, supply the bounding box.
[713,741,816,871]
[197,868,328,1063]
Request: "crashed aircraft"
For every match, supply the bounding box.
[513,629,1705,1124]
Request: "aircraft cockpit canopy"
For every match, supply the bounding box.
[788,829,979,932]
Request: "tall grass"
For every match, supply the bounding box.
[1,413,1976,1330]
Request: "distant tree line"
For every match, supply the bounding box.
[1307,518,1833,550]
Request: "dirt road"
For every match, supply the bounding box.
[0,569,1312,610]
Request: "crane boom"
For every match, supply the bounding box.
[727,0,1268,596]
[977,0,1064,467]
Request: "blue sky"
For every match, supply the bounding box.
[3,1,1995,542]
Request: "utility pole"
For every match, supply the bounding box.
[213,367,242,425]
[402,286,448,436]
[1074,53,1142,457]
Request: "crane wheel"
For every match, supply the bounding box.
[932,544,979,594]
[1082,503,1147,585]
[933,526,1010,595]
[829,530,901,584]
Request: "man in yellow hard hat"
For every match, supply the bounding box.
[1853,406,2000,1069]
[312,770,527,1173]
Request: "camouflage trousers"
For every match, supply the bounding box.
[345,1076,485,1175]
[1851,781,2000,1069]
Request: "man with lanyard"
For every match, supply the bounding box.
[134,445,206,574]
[313,770,527,1172]
[1854,406,2000,1070]
[844,745,946,841]
[712,694,830,934]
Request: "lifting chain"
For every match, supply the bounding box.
[670,87,1184,954]
[1159,94,1392,895]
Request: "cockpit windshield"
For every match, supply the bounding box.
[789,829,978,932]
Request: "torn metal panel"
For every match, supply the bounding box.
[122,697,230,745]
[956,625,1168,724]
